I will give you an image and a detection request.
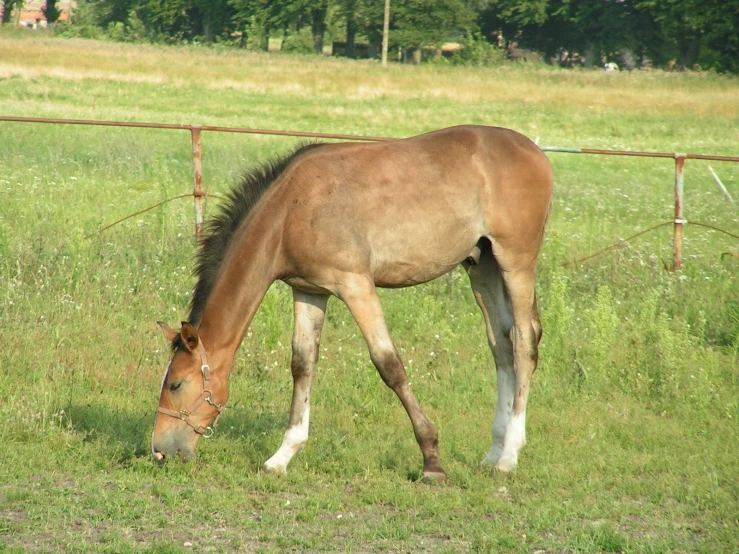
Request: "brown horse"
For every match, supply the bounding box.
[152,125,553,480]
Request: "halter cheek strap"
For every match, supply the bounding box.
[156,342,225,438]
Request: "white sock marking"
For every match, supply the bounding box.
[495,411,526,472]
[482,368,514,466]
[264,406,310,474]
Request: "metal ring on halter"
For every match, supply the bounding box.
[206,395,223,411]
[156,341,225,438]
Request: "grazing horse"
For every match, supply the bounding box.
[152,125,553,480]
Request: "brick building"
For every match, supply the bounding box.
[1,1,74,28]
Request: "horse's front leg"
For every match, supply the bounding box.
[263,290,328,474]
[338,275,446,481]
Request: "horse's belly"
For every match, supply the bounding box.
[373,260,460,288]
[370,231,480,288]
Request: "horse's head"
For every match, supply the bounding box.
[152,321,227,462]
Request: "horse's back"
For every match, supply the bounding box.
[276,126,552,288]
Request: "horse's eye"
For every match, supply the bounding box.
[169,381,183,392]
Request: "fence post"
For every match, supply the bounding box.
[191,126,204,242]
[673,153,686,271]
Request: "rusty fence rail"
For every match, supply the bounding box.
[2,115,738,270]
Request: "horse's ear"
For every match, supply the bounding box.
[158,321,178,342]
[180,321,199,352]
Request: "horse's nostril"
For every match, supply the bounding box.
[153,450,165,462]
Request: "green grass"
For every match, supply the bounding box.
[1,33,738,553]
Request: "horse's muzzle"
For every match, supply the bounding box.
[152,429,196,462]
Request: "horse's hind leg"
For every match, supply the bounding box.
[496,264,540,472]
[338,276,446,481]
[264,289,328,475]
[466,243,541,472]
[465,248,515,467]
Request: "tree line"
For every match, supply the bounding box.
[8,0,739,72]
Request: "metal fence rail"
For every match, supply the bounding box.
[2,115,738,270]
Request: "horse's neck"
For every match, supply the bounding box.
[196,218,282,365]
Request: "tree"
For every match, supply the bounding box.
[310,0,328,53]
[335,0,364,57]
[229,0,272,49]
[1,0,24,25]
[256,0,311,51]
[230,0,336,53]
[634,0,739,72]
[387,0,478,62]
[92,0,138,28]
[192,0,235,42]
[137,0,236,43]
[138,0,195,42]
[635,0,705,69]
[33,0,739,72]
[700,0,739,72]
[42,0,62,25]
[481,0,645,65]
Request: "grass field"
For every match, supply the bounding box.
[1,33,738,553]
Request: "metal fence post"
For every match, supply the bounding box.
[191,126,204,242]
[673,154,686,271]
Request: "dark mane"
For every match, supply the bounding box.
[185,142,324,329]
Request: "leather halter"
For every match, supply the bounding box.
[156,342,225,438]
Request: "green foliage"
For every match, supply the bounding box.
[479,0,739,72]
[230,5,271,50]
[623,291,715,409]
[30,0,739,71]
[106,20,126,40]
[539,270,575,386]
[536,270,731,418]
[555,285,725,413]
[54,0,106,38]
[699,0,739,73]
[729,304,739,367]
[389,0,477,50]
[123,8,147,40]
[281,25,314,53]
[448,32,505,66]
[138,0,199,42]
[100,9,147,42]
[582,285,620,383]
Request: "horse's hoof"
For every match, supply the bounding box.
[421,470,447,483]
[493,458,517,474]
[480,455,499,468]
[262,463,286,476]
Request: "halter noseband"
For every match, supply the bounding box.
[156,342,225,438]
